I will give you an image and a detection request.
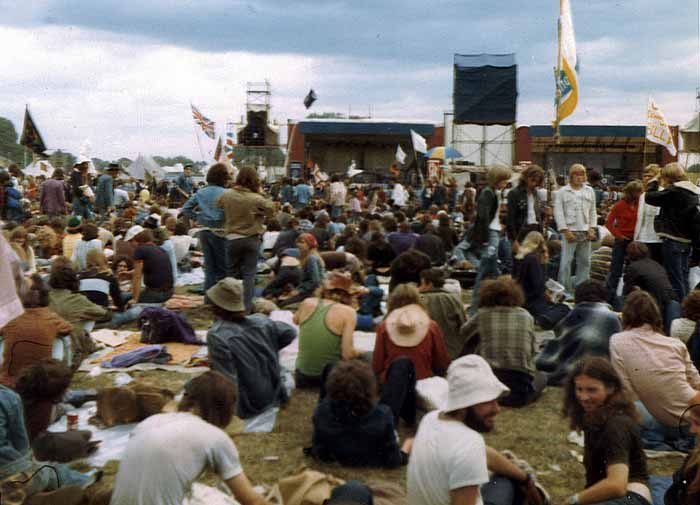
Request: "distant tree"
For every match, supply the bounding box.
[48,149,76,169]
[0,117,25,164]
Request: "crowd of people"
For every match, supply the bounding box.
[1,156,700,505]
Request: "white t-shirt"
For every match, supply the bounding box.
[110,412,243,505]
[488,192,502,232]
[526,194,537,225]
[170,235,194,263]
[407,411,488,505]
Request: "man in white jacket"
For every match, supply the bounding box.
[554,163,598,292]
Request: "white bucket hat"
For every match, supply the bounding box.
[445,355,509,412]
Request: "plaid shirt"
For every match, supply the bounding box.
[460,306,536,376]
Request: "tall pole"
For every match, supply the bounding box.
[553,0,563,145]
[189,102,206,162]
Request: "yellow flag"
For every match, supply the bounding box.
[557,0,579,122]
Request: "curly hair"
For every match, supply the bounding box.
[81,223,99,242]
[178,371,237,428]
[49,265,80,292]
[478,276,525,308]
[622,290,663,333]
[562,356,638,431]
[15,359,73,403]
[325,359,378,417]
[682,290,700,322]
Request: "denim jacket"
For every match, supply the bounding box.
[181,185,226,228]
[0,386,32,479]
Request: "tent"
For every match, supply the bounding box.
[681,115,700,153]
[23,160,55,178]
[126,155,160,180]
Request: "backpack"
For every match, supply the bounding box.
[138,307,199,344]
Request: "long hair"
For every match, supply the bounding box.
[85,249,110,273]
[178,371,237,428]
[386,283,424,314]
[515,231,547,262]
[326,359,378,417]
[478,276,525,308]
[15,359,73,403]
[622,290,663,334]
[562,357,638,431]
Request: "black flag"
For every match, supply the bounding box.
[20,106,47,155]
[303,89,317,109]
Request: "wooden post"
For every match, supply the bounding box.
[553,0,563,145]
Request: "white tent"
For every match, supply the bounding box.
[126,155,160,180]
[23,160,55,178]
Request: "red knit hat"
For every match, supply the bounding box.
[296,233,318,250]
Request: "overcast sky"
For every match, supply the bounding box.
[1,0,698,160]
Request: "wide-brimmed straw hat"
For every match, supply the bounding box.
[322,271,363,295]
[385,304,431,347]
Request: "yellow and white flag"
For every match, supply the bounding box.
[557,0,579,122]
[646,97,677,156]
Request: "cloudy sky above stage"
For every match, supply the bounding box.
[0,0,698,160]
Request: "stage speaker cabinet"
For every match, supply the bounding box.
[240,110,268,146]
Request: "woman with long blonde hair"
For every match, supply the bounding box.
[514,231,569,329]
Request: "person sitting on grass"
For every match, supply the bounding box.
[129,229,174,304]
[459,276,545,408]
[293,271,361,388]
[664,402,700,505]
[562,357,651,505]
[278,233,325,308]
[536,280,622,386]
[373,283,451,426]
[418,268,467,360]
[671,290,700,344]
[610,290,700,453]
[110,371,269,505]
[407,355,543,505]
[310,359,412,468]
[206,277,296,419]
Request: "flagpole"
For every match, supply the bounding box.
[284,122,298,175]
[189,102,206,162]
[553,0,563,145]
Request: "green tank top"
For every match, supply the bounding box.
[296,301,342,377]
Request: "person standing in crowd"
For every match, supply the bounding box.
[506,164,545,253]
[70,159,93,220]
[293,178,313,210]
[217,166,274,312]
[175,163,195,201]
[110,371,270,505]
[181,163,230,294]
[391,178,408,208]
[408,355,542,505]
[206,278,296,419]
[634,164,663,264]
[329,175,347,218]
[554,163,597,292]
[468,165,513,311]
[604,179,642,307]
[644,162,700,301]
[39,168,68,217]
[94,163,119,218]
[562,357,651,505]
[1,171,24,222]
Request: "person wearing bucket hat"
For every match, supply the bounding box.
[293,271,361,388]
[278,232,325,308]
[61,216,83,259]
[206,278,296,419]
[372,284,450,426]
[408,355,544,505]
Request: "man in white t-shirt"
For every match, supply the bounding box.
[407,356,542,505]
[110,372,269,505]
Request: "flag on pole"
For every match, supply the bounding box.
[556,0,579,122]
[303,89,317,109]
[395,144,407,164]
[224,129,236,161]
[410,129,427,153]
[646,97,677,156]
[213,136,223,161]
[191,104,216,139]
[20,106,47,155]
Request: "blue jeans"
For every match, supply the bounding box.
[480,474,515,505]
[198,230,229,293]
[358,286,383,317]
[471,230,500,311]
[559,235,591,292]
[498,236,513,275]
[71,197,93,220]
[636,400,695,452]
[109,306,144,328]
[606,239,630,303]
[227,235,261,313]
[662,239,690,301]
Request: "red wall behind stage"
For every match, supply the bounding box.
[515,126,532,163]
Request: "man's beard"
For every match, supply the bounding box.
[463,408,493,433]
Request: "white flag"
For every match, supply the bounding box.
[646,97,677,156]
[410,129,427,153]
[395,145,407,164]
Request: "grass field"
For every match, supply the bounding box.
[72,292,685,504]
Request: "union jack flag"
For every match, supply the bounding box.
[191,104,216,139]
[224,130,235,161]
